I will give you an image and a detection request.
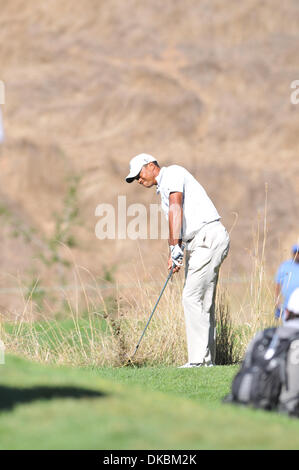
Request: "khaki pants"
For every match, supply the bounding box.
[182,221,230,365]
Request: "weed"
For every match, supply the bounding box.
[215,290,241,365]
[39,174,81,268]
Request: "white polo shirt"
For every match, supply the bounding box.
[155,165,220,242]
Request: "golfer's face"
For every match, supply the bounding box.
[136,164,155,188]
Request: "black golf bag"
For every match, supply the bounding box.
[224,325,299,417]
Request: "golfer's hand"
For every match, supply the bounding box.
[168,256,180,273]
[169,244,184,273]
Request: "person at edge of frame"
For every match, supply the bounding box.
[125,153,230,368]
[275,243,299,322]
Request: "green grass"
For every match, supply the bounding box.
[97,365,238,403]
[1,355,299,449]
[4,316,109,337]
[3,316,109,353]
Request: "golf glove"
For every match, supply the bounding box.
[170,244,184,267]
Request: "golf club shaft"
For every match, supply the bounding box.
[132,265,175,358]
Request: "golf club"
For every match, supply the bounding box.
[128,263,176,363]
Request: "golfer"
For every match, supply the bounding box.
[126,153,230,367]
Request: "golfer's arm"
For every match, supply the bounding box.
[168,192,183,246]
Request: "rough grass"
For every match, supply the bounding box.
[1,355,299,450]
[0,223,278,369]
[0,264,277,369]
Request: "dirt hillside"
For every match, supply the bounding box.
[0,0,298,312]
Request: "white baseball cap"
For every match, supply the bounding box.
[125,153,157,183]
[287,288,299,314]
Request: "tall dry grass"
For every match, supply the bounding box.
[0,240,277,368]
[0,203,278,367]
[0,263,187,367]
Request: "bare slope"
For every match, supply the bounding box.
[0,0,298,311]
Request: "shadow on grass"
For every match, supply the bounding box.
[0,385,106,412]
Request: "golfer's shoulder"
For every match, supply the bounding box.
[164,164,188,179]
